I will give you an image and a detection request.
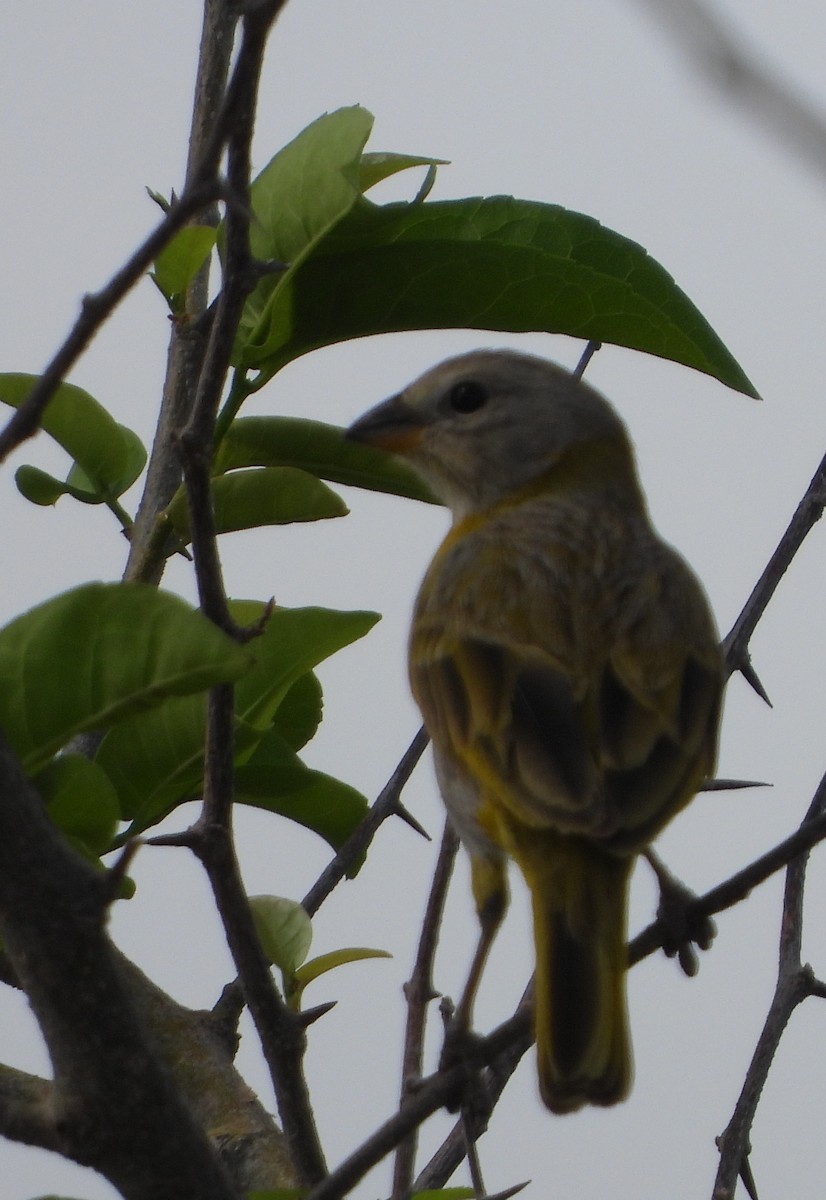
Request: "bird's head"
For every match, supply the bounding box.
[346,349,639,519]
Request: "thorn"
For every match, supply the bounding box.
[483,1183,531,1200]
[295,999,337,1028]
[393,800,431,840]
[701,778,772,792]
[237,596,275,643]
[147,829,199,850]
[740,1153,760,1200]
[102,838,142,904]
[739,657,772,707]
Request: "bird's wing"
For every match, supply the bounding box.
[410,558,721,849]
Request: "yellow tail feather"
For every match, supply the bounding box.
[513,831,633,1114]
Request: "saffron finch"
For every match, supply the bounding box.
[347,349,722,1113]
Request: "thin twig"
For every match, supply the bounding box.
[175,3,326,1187]
[414,983,534,1192]
[0,181,221,468]
[392,821,459,1200]
[125,0,238,585]
[304,1011,532,1200]
[723,446,826,690]
[303,727,430,917]
[572,340,601,379]
[712,773,826,1197]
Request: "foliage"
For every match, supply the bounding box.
[2,9,806,1200]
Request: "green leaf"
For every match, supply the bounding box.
[234,729,368,852]
[235,107,374,360]
[241,195,757,397]
[34,755,119,854]
[289,946,391,1008]
[249,106,374,264]
[151,225,217,307]
[0,376,147,497]
[358,151,447,194]
[15,466,77,507]
[231,603,380,733]
[0,582,250,772]
[100,604,379,834]
[16,425,145,508]
[215,417,440,504]
[97,692,209,825]
[165,466,348,542]
[271,672,324,751]
[250,895,313,975]
[293,946,391,989]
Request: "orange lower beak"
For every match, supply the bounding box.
[345,394,426,455]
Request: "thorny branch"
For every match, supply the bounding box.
[169,2,327,1188]
[392,822,460,1200]
[302,726,430,917]
[722,444,826,696]
[712,775,826,1199]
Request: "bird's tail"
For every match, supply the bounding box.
[513,831,634,1114]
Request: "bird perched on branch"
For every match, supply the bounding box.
[346,349,722,1114]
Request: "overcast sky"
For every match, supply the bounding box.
[3,3,826,1198]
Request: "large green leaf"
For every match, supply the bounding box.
[97,691,210,826]
[0,583,250,772]
[0,375,147,498]
[239,195,757,397]
[232,603,380,732]
[100,603,379,833]
[165,466,348,541]
[214,417,439,504]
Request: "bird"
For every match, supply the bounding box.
[345,349,723,1114]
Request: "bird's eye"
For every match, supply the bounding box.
[447,380,488,414]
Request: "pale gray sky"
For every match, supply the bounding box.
[2,3,826,1198]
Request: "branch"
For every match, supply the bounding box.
[0,732,238,1199]
[125,0,238,585]
[169,4,326,1187]
[191,685,327,1186]
[413,984,534,1193]
[712,774,826,1197]
[0,1066,59,1154]
[303,727,430,916]
[628,790,826,966]
[0,179,222,469]
[723,445,826,692]
[304,1012,532,1200]
[633,0,826,179]
[392,821,459,1200]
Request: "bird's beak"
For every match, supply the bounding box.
[345,393,426,454]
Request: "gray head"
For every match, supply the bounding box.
[346,349,639,518]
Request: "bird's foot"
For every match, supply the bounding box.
[645,848,716,976]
